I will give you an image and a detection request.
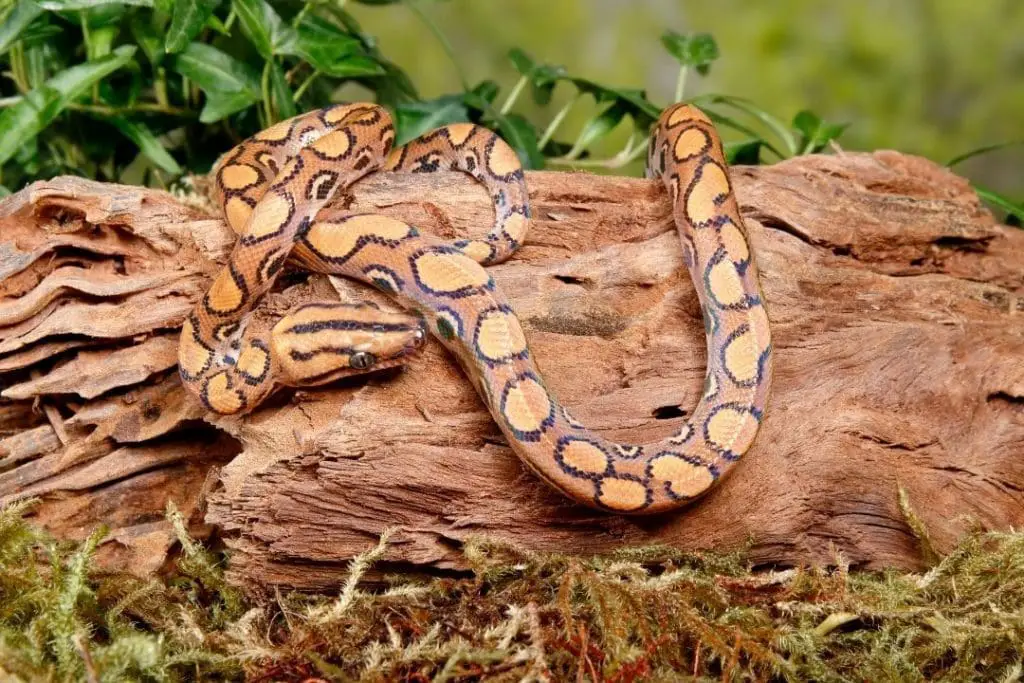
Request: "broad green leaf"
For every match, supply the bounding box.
[319,54,384,78]
[394,95,468,146]
[199,91,257,122]
[266,60,296,121]
[170,42,259,96]
[295,14,362,71]
[661,31,719,75]
[566,100,629,159]
[164,0,216,54]
[171,42,260,122]
[0,45,136,166]
[80,3,125,26]
[107,117,181,174]
[0,0,44,57]
[37,0,152,9]
[231,0,296,59]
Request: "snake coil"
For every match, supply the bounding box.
[179,102,773,514]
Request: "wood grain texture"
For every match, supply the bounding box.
[0,152,1021,589]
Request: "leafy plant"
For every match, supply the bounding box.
[946,140,1024,226]
[0,0,851,198]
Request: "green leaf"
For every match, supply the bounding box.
[973,185,1024,226]
[507,48,566,106]
[199,91,257,122]
[231,0,296,59]
[468,79,499,106]
[570,78,660,123]
[0,45,136,167]
[86,24,118,59]
[565,100,629,160]
[661,31,719,75]
[724,139,763,165]
[164,0,216,54]
[319,54,384,78]
[700,94,798,157]
[18,19,63,47]
[791,109,848,154]
[394,94,468,146]
[37,0,152,8]
[0,0,44,57]
[107,117,182,174]
[129,10,163,64]
[946,140,1024,168]
[294,14,362,71]
[170,42,260,122]
[266,60,296,121]
[24,44,47,87]
[170,42,259,95]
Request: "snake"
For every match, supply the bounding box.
[178,102,773,514]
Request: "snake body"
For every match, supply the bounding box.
[179,102,773,514]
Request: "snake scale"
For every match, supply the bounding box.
[178,102,773,514]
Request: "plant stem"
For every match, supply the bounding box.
[404,0,469,91]
[548,132,647,170]
[293,69,321,102]
[154,67,168,107]
[499,76,527,115]
[674,65,688,103]
[261,60,273,126]
[292,3,311,28]
[537,95,578,150]
[223,7,237,32]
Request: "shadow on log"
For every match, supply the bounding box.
[0,150,1021,591]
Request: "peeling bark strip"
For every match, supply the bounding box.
[0,152,1022,590]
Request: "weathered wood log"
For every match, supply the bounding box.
[0,151,1021,591]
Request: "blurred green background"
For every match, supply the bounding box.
[350,0,1023,196]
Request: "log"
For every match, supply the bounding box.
[0,151,1021,591]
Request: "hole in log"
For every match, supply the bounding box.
[652,405,686,419]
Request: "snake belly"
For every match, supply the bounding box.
[179,102,773,515]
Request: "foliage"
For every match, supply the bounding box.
[0,0,1016,221]
[0,0,850,197]
[1,500,1023,681]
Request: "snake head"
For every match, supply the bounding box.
[271,302,427,387]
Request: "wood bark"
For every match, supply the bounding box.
[0,151,1021,591]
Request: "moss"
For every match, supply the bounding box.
[0,500,1022,681]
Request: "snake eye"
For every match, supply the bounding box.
[349,351,376,370]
